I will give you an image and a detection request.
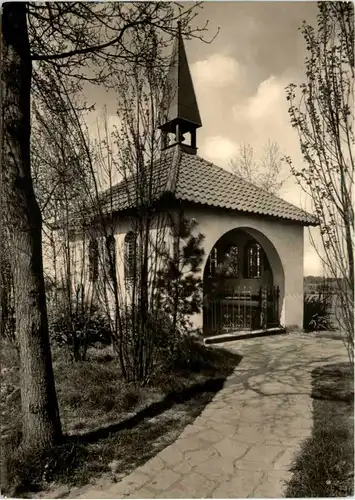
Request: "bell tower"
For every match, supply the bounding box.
[159,23,202,155]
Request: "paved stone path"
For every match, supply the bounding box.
[75,332,348,498]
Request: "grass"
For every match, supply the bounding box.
[285,361,354,497]
[0,338,241,497]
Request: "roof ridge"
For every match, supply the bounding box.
[165,145,181,193]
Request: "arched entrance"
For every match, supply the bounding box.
[203,227,285,336]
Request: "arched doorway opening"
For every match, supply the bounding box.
[203,227,285,336]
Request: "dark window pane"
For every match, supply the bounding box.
[89,239,99,282]
[224,245,239,277]
[246,242,262,278]
[124,231,136,281]
[105,234,116,281]
[208,247,218,277]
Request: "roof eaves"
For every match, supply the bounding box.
[173,195,318,226]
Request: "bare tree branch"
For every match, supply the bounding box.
[286,1,354,361]
[230,140,288,195]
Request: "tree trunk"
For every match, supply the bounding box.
[1,3,62,451]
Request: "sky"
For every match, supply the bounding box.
[85,1,323,276]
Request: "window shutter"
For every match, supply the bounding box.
[105,234,116,281]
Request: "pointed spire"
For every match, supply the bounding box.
[159,22,202,154]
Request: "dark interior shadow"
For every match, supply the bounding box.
[67,354,243,446]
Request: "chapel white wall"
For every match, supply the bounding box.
[184,206,304,331]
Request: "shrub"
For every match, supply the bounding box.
[49,291,111,361]
[304,289,332,331]
[111,305,175,384]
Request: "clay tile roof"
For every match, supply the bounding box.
[99,145,317,226]
[100,146,179,213]
[175,150,317,225]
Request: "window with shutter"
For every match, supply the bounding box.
[124,231,136,281]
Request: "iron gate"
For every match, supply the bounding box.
[203,285,280,336]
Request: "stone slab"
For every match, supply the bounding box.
[211,470,264,498]
[148,469,181,491]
